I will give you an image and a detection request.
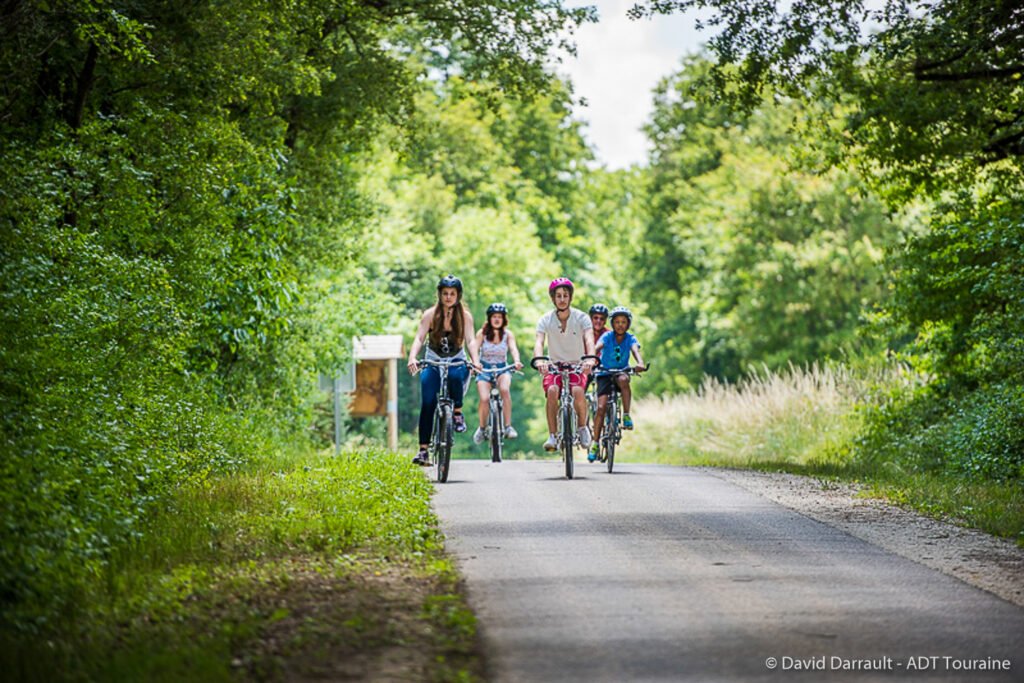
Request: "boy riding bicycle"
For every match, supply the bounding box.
[590,306,646,462]
[533,278,596,452]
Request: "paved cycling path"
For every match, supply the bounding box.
[431,460,1024,683]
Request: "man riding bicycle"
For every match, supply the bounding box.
[533,278,596,452]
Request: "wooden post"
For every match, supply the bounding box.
[333,376,345,456]
[387,358,398,450]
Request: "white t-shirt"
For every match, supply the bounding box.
[536,308,593,362]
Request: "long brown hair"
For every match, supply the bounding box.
[482,312,507,344]
[428,298,465,350]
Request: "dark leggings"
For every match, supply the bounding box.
[418,363,469,445]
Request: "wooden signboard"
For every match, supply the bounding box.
[349,360,388,417]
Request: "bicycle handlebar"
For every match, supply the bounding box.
[478,363,523,374]
[415,357,469,372]
[593,361,651,376]
[530,355,599,373]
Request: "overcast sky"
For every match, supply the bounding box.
[557,1,713,170]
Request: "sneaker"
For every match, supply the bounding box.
[543,434,557,452]
[412,449,430,466]
[579,425,592,448]
[504,425,518,439]
[587,443,599,463]
[473,426,485,444]
[453,412,467,433]
[623,414,634,430]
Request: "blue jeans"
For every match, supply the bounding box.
[418,363,469,445]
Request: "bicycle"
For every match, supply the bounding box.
[478,364,521,464]
[594,364,648,474]
[531,355,599,479]
[416,357,469,483]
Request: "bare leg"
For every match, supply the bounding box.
[546,385,560,434]
[572,385,587,426]
[497,373,513,425]
[593,394,609,443]
[618,374,632,413]
[477,380,491,428]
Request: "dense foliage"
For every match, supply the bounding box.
[637,57,899,392]
[3,0,1021,645]
[0,0,591,632]
[632,0,1024,481]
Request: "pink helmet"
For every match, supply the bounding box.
[548,277,574,298]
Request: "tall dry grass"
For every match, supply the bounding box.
[623,363,896,467]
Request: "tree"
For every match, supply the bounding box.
[0,0,595,631]
[637,57,899,390]
[629,0,1024,191]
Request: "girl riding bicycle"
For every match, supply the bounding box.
[472,303,524,444]
[590,306,646,462]
[407,274,482,466]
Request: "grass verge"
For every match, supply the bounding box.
[622,364,1024,545]
[1,447,483,682]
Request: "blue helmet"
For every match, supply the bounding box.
[437,274,463,294]
[609,306,632,329]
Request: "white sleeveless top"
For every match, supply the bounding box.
[480,331,508,365]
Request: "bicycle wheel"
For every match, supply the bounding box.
[489,399,502,463]
[436,404,453,483]
[562,403,574,479]
[604,399,617,473]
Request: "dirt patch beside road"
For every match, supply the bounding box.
[705,468,1024,608]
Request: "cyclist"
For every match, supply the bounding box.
[533,277,596,452]
[589,303,610,341]
[590,306,646,462]
[472,303,524,444]
[585,303,610,394]
[407,274,481,466]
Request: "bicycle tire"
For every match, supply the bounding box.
[489,399,502,463]
[437,404,452,483]
[562,403,574,479]
[605,399,616,473]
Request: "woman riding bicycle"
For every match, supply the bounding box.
[533,277,596,452]
[590,306,646,462]
[407,275,481,466]
[472,303,524,444]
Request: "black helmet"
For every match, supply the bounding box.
[589,303,609,316]
[437,274,463,294]
[486,302,507,316]
[609,306,632,328]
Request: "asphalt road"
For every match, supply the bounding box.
[431,460,1024,683]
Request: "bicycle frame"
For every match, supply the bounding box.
[479,363,518,463]
[417,357,468,483]
[532,355,598,479]
[594,365,645,473]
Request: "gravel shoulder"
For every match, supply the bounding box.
[703,467,1024,608]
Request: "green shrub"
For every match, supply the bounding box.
[853,381,1024,481]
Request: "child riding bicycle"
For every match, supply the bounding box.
[533,278,596,452]
[590,306,646,462]
[473,303,524,444]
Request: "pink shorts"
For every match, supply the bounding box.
[543,371,587,393]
